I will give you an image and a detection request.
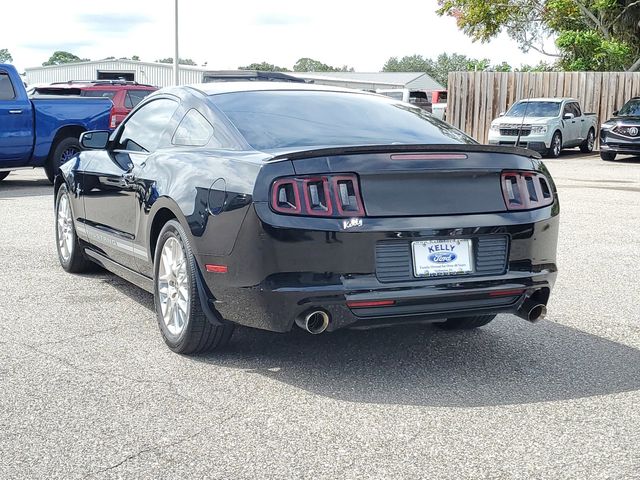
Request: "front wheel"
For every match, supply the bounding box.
[153,220,234,354]
[436,315,496,330]
[600,151,617,161]
[46,136,81,183]
[580,129,595,153]
[547,132,562,158]
[55,184,93,273]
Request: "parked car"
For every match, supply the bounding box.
[55,82,559,354]
[488,98,597,157]
[0,64,112,183]
[375,88,447,120]
[32,80,157,129]
[599,97,640,161]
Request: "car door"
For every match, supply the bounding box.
[572,102,588,141]
[562,102,580,146]
[82,97,179,269]
[0,69,34,165]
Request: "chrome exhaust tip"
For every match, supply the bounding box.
[517,300,547,323]
[295,310,330,334]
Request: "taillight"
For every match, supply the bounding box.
[501,171,553,210]
[109,107,117,129]
[270,173,364,217]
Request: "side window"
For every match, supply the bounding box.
[125,90,152,110]
[572,102,582,117]
[117,98,179,152]
[0,72,16,100]
[173,109,215,147]
[563,102,572,117]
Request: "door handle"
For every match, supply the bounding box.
[8,110,22,114]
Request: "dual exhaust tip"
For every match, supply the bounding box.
[295,310,330,334]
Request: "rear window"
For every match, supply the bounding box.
[209,90,474,150]
[81,90,116,99]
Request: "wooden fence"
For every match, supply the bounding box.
[447,71,640,144]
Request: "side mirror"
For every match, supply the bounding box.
[80,130,110,150]
[499,112,505,117]
[613,110,619,116]
[563,113,575,120]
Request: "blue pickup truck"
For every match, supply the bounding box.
[0,64,112,183]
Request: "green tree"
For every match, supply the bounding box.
[293,57,353,72]
[436,0,640,71]
[382,53,491,86]
[238,62,290,72]
[156,57,197,66]
[0,48,12,63]
[383,54,432,72]
[42,51,89,66]
[131,55,140,61]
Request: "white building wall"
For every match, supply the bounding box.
[25,60,206,87]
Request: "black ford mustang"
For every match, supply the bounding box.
[54,83,559,354]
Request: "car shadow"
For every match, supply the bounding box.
[106,277,640,408]
[0,174,52,198]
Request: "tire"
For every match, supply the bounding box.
[600,151,617,161]
[153,219,234,354]
[547,131,562,158]
[580,129,595,153]
[0,172,9,182]
[436,314,497,330]
[46,136,82,184]
[55,184,93,273]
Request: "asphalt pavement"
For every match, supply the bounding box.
[1,151,639,479]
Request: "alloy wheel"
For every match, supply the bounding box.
[157,237,189,336]
[553,135,561,156]
[588,131,594,151]
[57,194,74,262]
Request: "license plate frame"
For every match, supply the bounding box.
[411,238,474,277]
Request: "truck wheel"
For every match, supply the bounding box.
[0,172,9,182]
[46,137,82,184]
[600,151,617,161]
[580,129,595,153]
[547,132,562,158]
[153,220,235,354]
[436,315,496,330]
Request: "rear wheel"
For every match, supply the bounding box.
[0,172,9,182]
[547,131,562,158]
[580,129,595,153]
[46,136,81,183]
[600,151,617,161]
[153,220,234,354]
[436,314,496,330]
[55,184,93,273]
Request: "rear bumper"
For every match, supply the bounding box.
[196,204,559,332]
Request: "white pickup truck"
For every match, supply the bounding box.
[488,98,598,157]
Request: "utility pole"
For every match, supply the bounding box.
[173,0,179,86]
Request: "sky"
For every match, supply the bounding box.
[0,0,553,73]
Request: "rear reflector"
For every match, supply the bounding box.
[205,264,228,273]
[346,299,396,308]
[488,289,525,297]
[390,153,468,160]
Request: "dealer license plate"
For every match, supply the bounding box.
[412,239,474,277]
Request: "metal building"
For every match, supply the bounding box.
[288,72,445,92]
[25,60,208,87]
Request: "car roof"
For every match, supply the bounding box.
[185,81,374,96]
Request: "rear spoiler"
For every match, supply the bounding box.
[268,144,542,162]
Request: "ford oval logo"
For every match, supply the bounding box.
[429,252,457,263]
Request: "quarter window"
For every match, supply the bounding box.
[124,90,153,109]
[0,72,16,100]
[117,98,178,152]
[173,109,215,147]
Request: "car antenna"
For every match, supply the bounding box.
[515,89,533,148]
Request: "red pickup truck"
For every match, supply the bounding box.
[32,80,157,128]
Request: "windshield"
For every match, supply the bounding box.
[209,90,474,150]
[617,99,640,116]
[507,101,561,117]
